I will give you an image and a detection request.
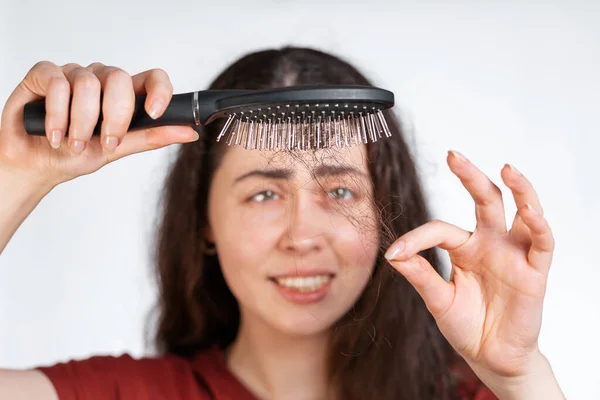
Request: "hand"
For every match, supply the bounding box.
[385,150,555,381]
[0,61,199,190]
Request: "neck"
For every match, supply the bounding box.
[225,310,333,400]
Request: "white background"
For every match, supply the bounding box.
[1,0,598,398]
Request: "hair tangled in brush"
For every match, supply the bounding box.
[150,46,473,399]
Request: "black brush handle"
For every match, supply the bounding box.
[24,92,196,136]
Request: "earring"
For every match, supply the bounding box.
[201,239,217,256]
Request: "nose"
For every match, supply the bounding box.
[278,189,329,257]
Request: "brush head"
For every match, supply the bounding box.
[204,86,395,151]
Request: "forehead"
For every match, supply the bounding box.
[217,144,370,178]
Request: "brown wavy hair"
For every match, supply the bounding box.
[151,46,468,399]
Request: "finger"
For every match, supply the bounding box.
[2,61,65,144]
[105,125,198,162]
[518,204,555,272]
[501,164,545,242]
[62,64,101,155]
[44,75,71,149]
[131,69,173,119]
[383,219,469,318]
[385,219,472,261]
[386,254,456,318]
[447,151,507,233]
[87,64,135,154]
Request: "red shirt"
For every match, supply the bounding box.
[38,346,497,399]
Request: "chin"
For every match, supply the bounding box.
[267,308,342,337]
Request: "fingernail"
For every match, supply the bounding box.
[70,140,86,155]
[50,130,62,149]
[148,99,164,119]
[385,241,405,260]
[449,150,467,162]
[507,164,522,176]
[103,136,120,154]
[189,131,200,142]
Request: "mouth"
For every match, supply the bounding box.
[269,274,334,292]
[268,273,335,304]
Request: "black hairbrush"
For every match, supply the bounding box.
[24,85,394,151]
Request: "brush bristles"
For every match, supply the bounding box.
[215,108,392,151]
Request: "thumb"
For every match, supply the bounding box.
[386,253,455,319]
[110,125,199,160]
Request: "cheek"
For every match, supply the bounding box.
[327,208,380,298]
[331,205,380,265]
[211,201,284,273]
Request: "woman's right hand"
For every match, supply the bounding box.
[0,61,199,190]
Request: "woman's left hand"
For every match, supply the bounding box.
[385,150,561,396]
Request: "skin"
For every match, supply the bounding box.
[206,145,379,399]
[0,62,565,400]
[385,151,565,399]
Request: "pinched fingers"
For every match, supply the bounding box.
[385,219,471,261]
[383,219,469,317]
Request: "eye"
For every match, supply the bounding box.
[327,187,353,201]
[250,190,280,203]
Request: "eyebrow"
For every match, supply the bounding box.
[234,164,369,184]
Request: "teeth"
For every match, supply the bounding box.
[274,275,332,292]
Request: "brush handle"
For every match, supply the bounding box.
[24,92,197,136]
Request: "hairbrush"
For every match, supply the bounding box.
[24,85,394,151]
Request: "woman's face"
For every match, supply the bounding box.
[207,144,379,336]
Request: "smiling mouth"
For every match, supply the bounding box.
[269,274,335,292]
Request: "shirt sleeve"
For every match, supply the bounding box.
[36,353,203,400]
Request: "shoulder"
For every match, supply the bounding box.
[38,352,193,378]
[36,351,209,399]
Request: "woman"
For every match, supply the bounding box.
[0,47,564,399]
